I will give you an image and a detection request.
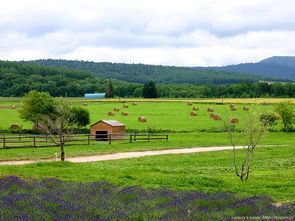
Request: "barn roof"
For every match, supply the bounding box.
[91,120,125,127]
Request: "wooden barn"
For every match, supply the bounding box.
[90,120,125,141]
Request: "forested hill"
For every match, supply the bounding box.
[23,59,281,84]
[0,60,107,97]
[195,56,295,80]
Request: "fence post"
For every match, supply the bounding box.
[109,134,111,144]
[129,135,132,143]
[166,135,168,141]
[33,137,36,148]
[148,134,151,142]
[3,138,6,148]
[88,135,90,145]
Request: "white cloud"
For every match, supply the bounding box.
[0,0,295,66]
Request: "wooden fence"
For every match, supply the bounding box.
[0,133,168,149]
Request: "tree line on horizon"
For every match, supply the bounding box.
[0,60,294,98]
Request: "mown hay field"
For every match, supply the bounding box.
[0,99,283,132]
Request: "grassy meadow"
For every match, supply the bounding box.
[0,97,291,132]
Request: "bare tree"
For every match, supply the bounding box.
[38,103,74,161]
[226,109,266,181]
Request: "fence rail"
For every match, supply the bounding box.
[0,133,168,149]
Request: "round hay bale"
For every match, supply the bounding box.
[243,106,249,111]
[82,103,88,106]
[209,113,217,118]
[231,118,239,124]
[187,102,193,106]
[230,107,237,111]
[32,124,42,131]
[108,112,115,116]
[230,104,235,108]
[114,107,119,111]
[123,104,128,108]
[132,102,137,106]
[261,102,268,106]
[190,111,197,116]
[138,116,146,122]
[213,114,222,120]
[121,111,128,116]
[10,124,22,130]
[11,105,16,109]
[207,107,214,112]
[192,106,199,111]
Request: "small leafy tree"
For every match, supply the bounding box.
[226,109,266,181]
[142,81,158,98]
[69,106,90,129]
[19,90,56,125]
[275,101,295,131]
[37,103,73,161]
[19,90,90,161]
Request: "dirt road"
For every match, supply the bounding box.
[0,145,247,165]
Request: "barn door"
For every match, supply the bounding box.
[96,131,108,141]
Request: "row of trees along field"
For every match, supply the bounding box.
[0,60,295,98]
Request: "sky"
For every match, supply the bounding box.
[1,0,295,66]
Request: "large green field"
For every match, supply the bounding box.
[0,98,288,132]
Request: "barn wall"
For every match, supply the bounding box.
[90,122,125,140]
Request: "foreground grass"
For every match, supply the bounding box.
[1,145,294,202]
[0,132,294,161]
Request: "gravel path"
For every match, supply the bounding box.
[0,145,246,165]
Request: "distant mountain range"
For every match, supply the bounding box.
[194,56,295,80]
[23,58,287,85]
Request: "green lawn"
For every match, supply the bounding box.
[0,132,294,161]
[0,100,280,132]
[0,145,294,202]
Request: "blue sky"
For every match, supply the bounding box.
[1,0,295,66]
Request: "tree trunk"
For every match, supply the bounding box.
[60,141,65,161]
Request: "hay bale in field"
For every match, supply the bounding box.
[231,118,239,124]
[207,107,214,112]
[243,106,249,111]
[114,107,119,111]
[213,114,222,120]
[132,102,137,106]
[32,124,42,131]
[187,102,193,106]
[209,113,217,118]
[230,104,235,108]
[10,124,22,130]
[11,105,16,109]
[82,103,88,106]
[190,111,197,116]
[108,112,115,116]
[192,106,199,111]
[138,116,146,122]
[123,104,128,108]
[121,111,128,116]
[260,102,268,106]
[230,107,237,111]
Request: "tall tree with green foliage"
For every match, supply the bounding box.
[19,90,90,161]
[19,90,56,124]
[142,81,158,98]
[105,78,114,98]
[275,101,295,131]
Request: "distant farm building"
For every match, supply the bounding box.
[84,93,105,99]
[90,120,125,141]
